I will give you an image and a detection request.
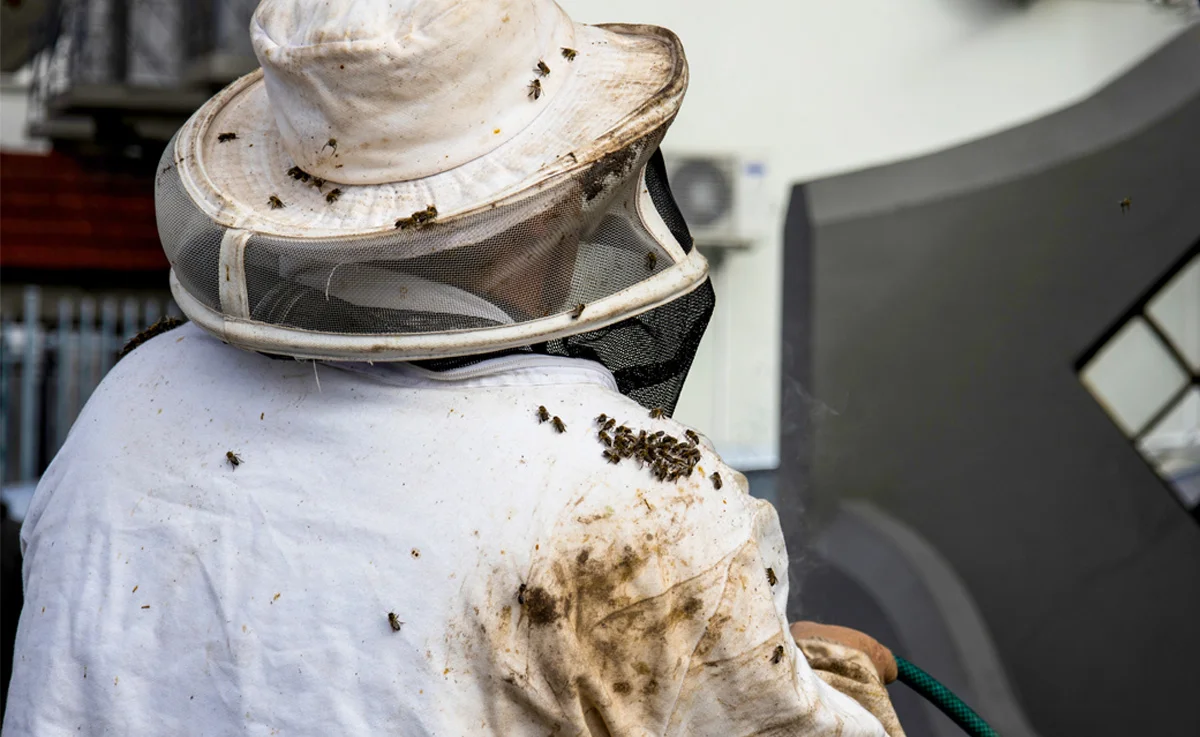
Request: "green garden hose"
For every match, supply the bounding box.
[895,655,1000,737]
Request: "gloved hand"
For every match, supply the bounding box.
[791,621,906,737]
[790,621,898,684]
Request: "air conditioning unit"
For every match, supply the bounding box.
[663,153,766,248]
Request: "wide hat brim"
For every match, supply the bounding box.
[172,23,687,240]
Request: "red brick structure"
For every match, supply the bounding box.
[1,151,168,273]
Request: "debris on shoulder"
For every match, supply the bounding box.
[118,316,186,360]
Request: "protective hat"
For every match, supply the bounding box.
[156,0,714,412]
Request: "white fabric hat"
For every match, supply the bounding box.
[159,0,711,363]
[176,0,689,236]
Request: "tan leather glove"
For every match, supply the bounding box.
[790,621,898,684]
[791,622,905,737]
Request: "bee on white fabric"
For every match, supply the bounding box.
[528,79,543,101]
[561,48,577,62]
[771,645,785,664]
[569,303,585,319]
[226,451,242,468]
[217,132,237,143]
[324,138,337,152]
[649,407,666,419]
[766,567,778,586]
[388,612,403,632]
[685,429,700,445]
[710,472,723,490]
[287,166,310,182]
[535,60,550,77]
[325,188,342,204]
[537,406,551,423]
[551,416,566,433]
[268,195,284,209]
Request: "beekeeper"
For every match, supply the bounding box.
[4,1,905,735]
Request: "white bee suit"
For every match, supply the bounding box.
[4,324,888,737]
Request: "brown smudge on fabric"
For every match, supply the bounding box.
[522,587,559,626]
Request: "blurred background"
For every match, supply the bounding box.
[2,1,1198,735]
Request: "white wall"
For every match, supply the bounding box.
[559,0,1194,469]
[0,68,49,154]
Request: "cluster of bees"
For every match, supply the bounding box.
[536,406,721,488]
[593,411,722,489]
[396,204,439,230]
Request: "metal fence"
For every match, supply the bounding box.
[0,285,180,485]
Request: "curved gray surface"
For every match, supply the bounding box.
[815,501,1041,737]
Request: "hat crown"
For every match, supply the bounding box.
[251,0,574,185]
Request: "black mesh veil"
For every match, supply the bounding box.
[415,149,714,416]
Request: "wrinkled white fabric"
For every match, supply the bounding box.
[4,323,886,737]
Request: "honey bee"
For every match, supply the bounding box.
[1119,197,1131,213]
[598,431,613,447]
[602,449,621,464]
[323,138,337,152]
[766,567,777,586]
[412,204,438,224]
[325,188,342,204]
[268,195,284,209]
[217,132,238,143]
[561,47,577,61]
[537,405,551,423]
[286,165,310,182]
[685,429,700,445]
[645,251,658,271]
[771,645,785,664]
[388,612,403,632]
[535,60,551,77]
[312,177,326,189]
[710,472,723,490]
[602,418,616,432]
[226,451,242,468]
[595,413,608,426]
[569,303,585,319]
[551,416,566,433]
[649,407,666,419]
[517,583,527,605]
[528,79,543,101]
